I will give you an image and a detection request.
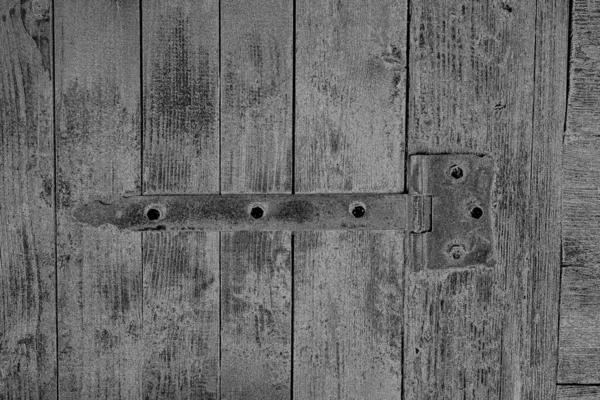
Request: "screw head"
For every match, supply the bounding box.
[448,244,466,260]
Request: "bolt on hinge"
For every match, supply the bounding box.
[72,154,495,269]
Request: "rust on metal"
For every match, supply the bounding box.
[72,193,411,231]
[408,153,495,269]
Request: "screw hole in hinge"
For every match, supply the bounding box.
[449,164,464,180]
[249,204,265,219]
[349,201,366,218]
[470,206,483,219]
[147,208,161,221]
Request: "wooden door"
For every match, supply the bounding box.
[0,0,574,399]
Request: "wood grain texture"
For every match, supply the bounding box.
[406,0,567,398]
[221,232,291,399]
[142,232,219,399]
[221,0,292,194]
[0,0,55,398]
[559,0,600,386]
[142,1,221,398]
[557,385,600,399]
[558,267,600,383]
[220,2,293,398]
[293,231,403,399]
[294,1,406,397]
[143,0,219,195]
[295,0,406,193]
[55,0,142,398]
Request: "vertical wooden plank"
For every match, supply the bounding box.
[221,0,292,194]
[295,0,406,397]
[0,1,55,398]
[405,0,567,398]
[296,0,406,193]
[221,232,291,399]
[142,0,220,398]
[55,0,142,398]
[560,0,600,384]
[143,0,219,195]
[220,1,293,399]
[142,233,219,398]
[293,232,404,399]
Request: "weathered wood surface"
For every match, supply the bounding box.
[143,0,219,195]
[557,385,600,399]
[220,1,293,398]
[221,0,292,194]
[55,0,143,398]
[142,0,220,398]
[559,0,600,385]
[294,0,406,398]
[406,1,567,399]
[0,0,55,398]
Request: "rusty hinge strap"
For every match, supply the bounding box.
[73,193,422,232]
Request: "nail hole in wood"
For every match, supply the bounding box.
[449,165,463,179]
[147,208,161,221]
[350,202,366,218]
[470,206,483,219]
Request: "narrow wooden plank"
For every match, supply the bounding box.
[293,231,403,399]
[294,1,406,397]
[220,1,293,398]
[406,0,567,397]
[221,0,292,194]
[142,0,220,397]
[558,267,600,383]
[557,385,600,399]
[55,0,142,398]
[295,0,406,193]
[143,0,219,195]
[142,232,219,398]
[221,232,291,399]
[559,0,600,386]
[0,1,55,398]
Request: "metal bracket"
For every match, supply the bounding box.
[73,154,494,268]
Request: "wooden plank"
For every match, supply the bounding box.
[221,232,291,399]
[559,0,600,386]
[405,0,567,398]
[220,1,293,398]
[558,267,600,383]
[557,385,600,399]
[293,231,403,399]
[221,0,292,194]
[55,0,142,398]
[143,0,219,195]
[295,0,406,193]
[142,0,220,398]
[294,1,406,397]
[142,232,219,398]
[0,1,55,398]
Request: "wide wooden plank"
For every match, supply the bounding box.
[221,232,291,399]
[143,0,219,195]
[55,0,142,398]
[142,232,219,398]
[293,231,403,399]
[559,0,600,385]
[220,1,293,398]
[142,0,220,398]
[221,0,292,194]
[406,0,567,398]
[295,2,406,396]
[0,1,55,398]
[558,268,600,383]
[557,385,600,399]
[295,0,406,193]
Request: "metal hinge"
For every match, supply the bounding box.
[73,154,494,269]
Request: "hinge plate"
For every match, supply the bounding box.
[408,154,495,269]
